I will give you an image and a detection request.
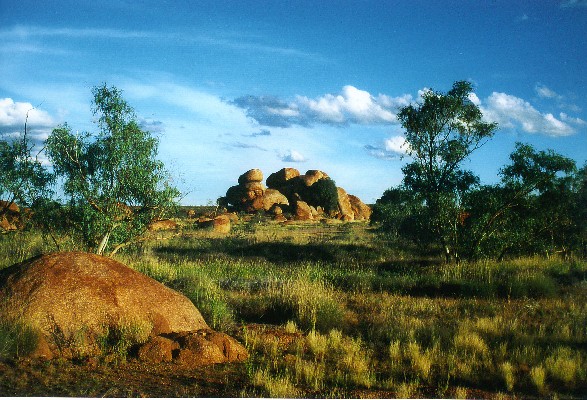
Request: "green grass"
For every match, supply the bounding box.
[1,219,586,397]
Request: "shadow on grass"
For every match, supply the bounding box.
[155,239,385,264]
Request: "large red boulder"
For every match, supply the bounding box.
[0,252,247,363]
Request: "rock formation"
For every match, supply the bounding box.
[220,168,371,223]
[0,252,247,363]
[0,200,28,232]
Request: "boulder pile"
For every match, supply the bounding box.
[219,168,371,222]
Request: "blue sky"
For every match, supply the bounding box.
[1,0,586,205]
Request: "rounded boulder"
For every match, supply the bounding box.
[0,252,209,353]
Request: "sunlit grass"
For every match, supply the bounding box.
[1,220,586,397]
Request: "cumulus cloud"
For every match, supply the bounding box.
[0,98,55,144]
[231,95,306,128]
[296,85,398,125]
[232,86,407,128]
[480,92,576,137]
[384,135,410,154]
[365,135,410,160]
[280,149,307,163]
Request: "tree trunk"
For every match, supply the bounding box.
[96,230,111,256]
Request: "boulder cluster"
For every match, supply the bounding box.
[219,168,371,222]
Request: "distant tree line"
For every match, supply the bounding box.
[371,81,586,261]
[0,84,179,256]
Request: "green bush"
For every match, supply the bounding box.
[302,178,339,214]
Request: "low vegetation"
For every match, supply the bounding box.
[1,219,585,398]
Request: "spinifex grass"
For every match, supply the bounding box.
[2,219,586,397]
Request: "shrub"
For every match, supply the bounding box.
[301,178,339,214]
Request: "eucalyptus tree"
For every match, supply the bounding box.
[0,113,53,232]
[396,80,498,261]
[46,84,179,255]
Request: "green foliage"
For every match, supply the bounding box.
[0,118,53,231]
[45,84,180,255]
[375,135,585,260]
[392,80,498,260]
[300,178,339,214]
[462,143,579,259]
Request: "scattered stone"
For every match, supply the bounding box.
[0,200,24,232]
[198,214,232,234]
[148,219,178,231]
[138,336,179,363]
[137,330,249,367]
[212,215,231,234]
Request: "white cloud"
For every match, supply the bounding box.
[384,135,410,154]
[535,83,562,100]
[234,85,403,127]
[468,93,481,106]
[0,98,54,130]
[559,112,586,125]
[365,135,410,160]
[280,149,307,163]
[481,92,575,136]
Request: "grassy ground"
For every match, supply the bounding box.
[1,218,586,398]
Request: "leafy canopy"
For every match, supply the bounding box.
[391,81,498,261]
[0,113,53,231]
[398,80,497,198]
[46,84,179,255]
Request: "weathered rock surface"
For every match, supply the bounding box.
[262,189,290,211]
[222,168,371,223]
[0,200,25,232]
[336,187,355,221]
[238,168,263,184]
[294,200,314,221]
[300,170,329,187]
[348,194,372,221]
[0,252,247,364]
[266,167,300,189]
[197,214,232,234]
[148,219,178,231]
